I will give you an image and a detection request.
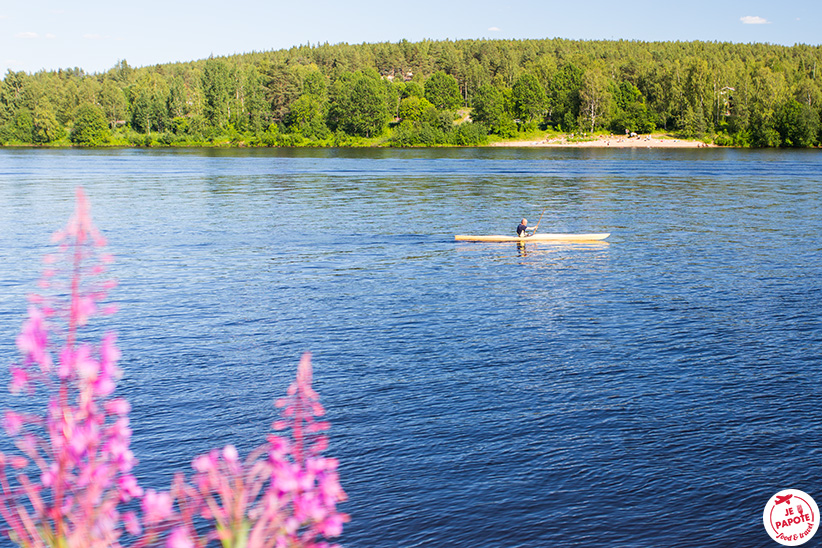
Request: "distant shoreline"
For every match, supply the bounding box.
[491,134,715,148]
[0,133,717,150]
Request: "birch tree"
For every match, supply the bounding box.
[578,67,610,133]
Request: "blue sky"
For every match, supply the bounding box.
[1,0,820,76]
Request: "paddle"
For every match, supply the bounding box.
[530,208,546,236]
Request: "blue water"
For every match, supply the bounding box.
[0,147,820,547]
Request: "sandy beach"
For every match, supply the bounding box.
[492,134,714,148]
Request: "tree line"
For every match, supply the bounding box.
[2,38,821,147]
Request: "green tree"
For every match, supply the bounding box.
[424,70,461,110]
[127,73,170,134]
[389,119,422,146]
[131,91,155,134]
[398,96,434,122]
[286,95,328,138]
[71,103,109,145]
[11,109,34,142]
[462,58,490,106]
[578,67,610,133]
[609,81,655,134]
[679,104,707,139]
[55,79,80,127]
[32,105,62,143]
[471,84,515,137]
[775,99,818,147]
[402,81,424,99]
[420,104,454,133]
[511,73,546,124]
[547,63,582,129]
[202,58,231,129]
[264,63,304,124]
[748,65,789,142]
[683,59,713,129]
[749,109,780,147]
[108,59,134,85]
[328,71,390,137]
[0,71,29,123]
[302,70,328,102]
[452,122,487,145]
[99,80,128,128]
[166,76,188,119]
[245,66,269,133]
[640,63,678,130]
[76,79,101,108]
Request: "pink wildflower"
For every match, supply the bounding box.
[319,513,346,537]
[100,333,121,364]
[104,398,131,416]
[15,306,51,373]
[123,511,141,535]
[166,526,195,548]
[0,188,156,548]
[2,411,24,436]
[177,353,348,547]
[192,452,218,475]
[93,375,116,398]
[74,343,100,379]
[58,346,75,379]
[40,463,58,486]
[1,188,350,547]
[8,367,29,393]
[73,295,96,327]
[118,475,144,502]
[222,444,240,468]
[142,489,174,525]
[266,434,289,456]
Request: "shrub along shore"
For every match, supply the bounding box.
[2,38,821,148]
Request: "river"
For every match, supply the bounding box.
[0,147,820,547]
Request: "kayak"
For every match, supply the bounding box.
[455,233,610,242]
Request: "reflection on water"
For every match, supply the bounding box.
[0,148,820,547]
[510,240,611,258]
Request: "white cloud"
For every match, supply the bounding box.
[488,26,501,32]
[741,15,770,25]
[16,31,39,39]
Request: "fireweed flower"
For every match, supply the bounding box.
[1,189,348,548]
[173,353,349,548]
[0,188,141,547]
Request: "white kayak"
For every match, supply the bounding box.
[455,233,610,242]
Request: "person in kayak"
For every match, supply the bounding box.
[517,218,533,237]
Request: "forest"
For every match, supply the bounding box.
[1,38,821,147]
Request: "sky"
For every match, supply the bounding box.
[1,0,820,76]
